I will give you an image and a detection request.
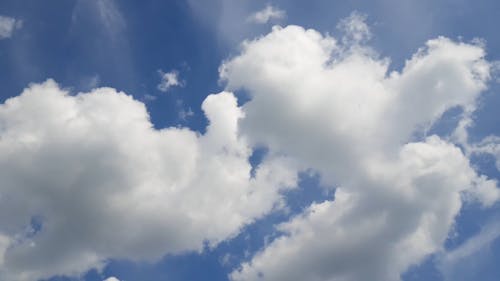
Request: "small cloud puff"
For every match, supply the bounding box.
[157,69,182,92]
[0,15,22,39]
[247,4,285,24]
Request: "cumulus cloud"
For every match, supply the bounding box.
[72,0,125,42]
[0,80,298,280]
[247,4,285,24]
[103,277,120,281]
[157,69,182,92]
[220,18,499,281]
[0,15,22,39]
[1,12,500,281]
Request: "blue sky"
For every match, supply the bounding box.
[1,1,500,281]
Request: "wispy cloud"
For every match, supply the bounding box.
[223,14,498,281]
[337,11,372,44]
[72,0,126,40]
[247,4,285,24]
[95,0,126,40]
[0,15,22,39]
[438,220,500,281]
[176,99,194,121]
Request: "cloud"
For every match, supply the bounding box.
[72,0,126,41]
[1,11,499,281]
[337,11,371,45]
[452,127,500,206]
[247,4,285,24]
[0,15,22,39]
[0,80,298,280]
[69,0,135,87]
[96,0,126,34]
[157,70,182,92]
[103,277,120,281]
[438,220,500,281]
[175,100,195,121]
[468,135,500,171]
[220,18,499,281]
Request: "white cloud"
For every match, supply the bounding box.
[231,137,487,281]
[0,80,298,280]
[467,174,500,207]
[220,18,499,281]
[337,11,371,44]
[452,128,500,206]
[103,277,120,281]
[247,5,285,24]
[158,69,182,92]
[0,15,22,39]
[468,135,500,171]
[1,11,499,281]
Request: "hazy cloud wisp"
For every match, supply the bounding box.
[0,15,22,39]
[247,4,285,24]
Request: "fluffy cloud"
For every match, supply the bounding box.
[231,137,489,281]
[1,12,499,281]
[220,21,499,281]
[247,5,285,24]
[103,277,120,281]
[0,15,22,39]
[0,81,298,280]
[157,69,182,92]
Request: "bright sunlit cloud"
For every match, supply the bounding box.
[0,3,499,281]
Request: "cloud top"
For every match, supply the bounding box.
[221,21,498,281]
[0,80,297,280]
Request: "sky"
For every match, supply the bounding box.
[0,0,500,281]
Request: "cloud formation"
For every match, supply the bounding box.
[220,20,499,281]
[0,15,22,39]
[438,220,500,281]
[0,81,297,280]
[337,11,371,45]
[157,69,182,92]
[0,11,499,281]
[247,5,285,24]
